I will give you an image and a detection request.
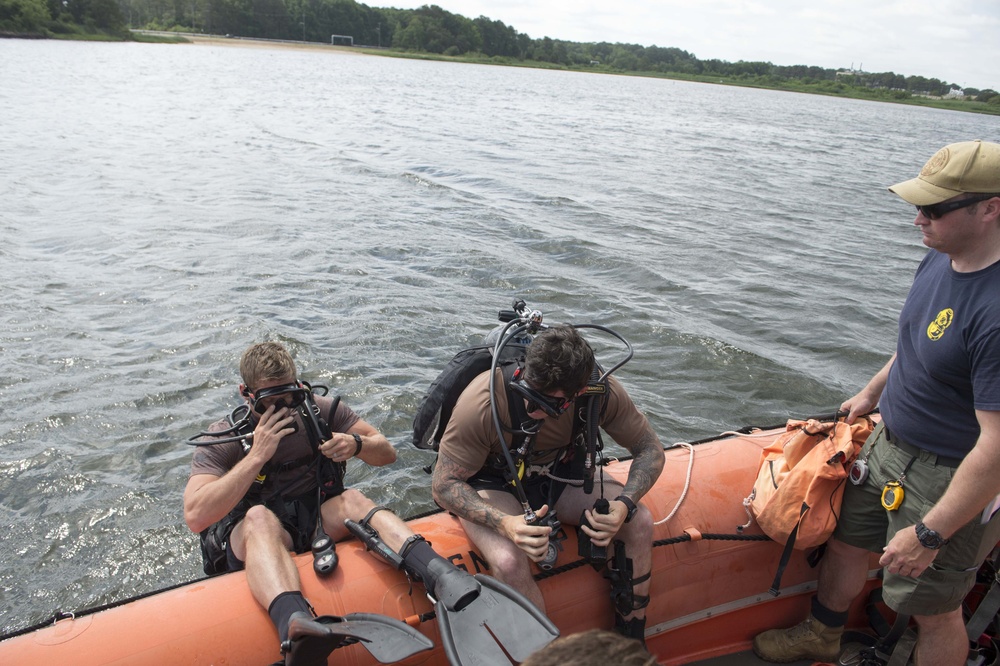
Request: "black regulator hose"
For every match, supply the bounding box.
[300,393,341,576]
[489,319,541,522]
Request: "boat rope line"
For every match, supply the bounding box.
[532,531,773,583]
[656,442,695,525]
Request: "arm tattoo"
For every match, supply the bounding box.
[432,453,509,531]
[623,425,665,501]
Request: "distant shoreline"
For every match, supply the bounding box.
[19,30,999,116]
[168,33,999,117]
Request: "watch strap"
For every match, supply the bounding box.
[915,521,950,549]
[615,494,638,523]
[352,433,363,457]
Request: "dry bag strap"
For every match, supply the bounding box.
[768,501,807,596]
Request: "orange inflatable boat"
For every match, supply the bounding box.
[0,419,947,665]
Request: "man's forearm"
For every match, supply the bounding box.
[622,427,665,501]
[432,454,511,531]
[186,454,266,531]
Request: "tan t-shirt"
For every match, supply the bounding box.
[438,369,650,473]
[189,394,359,500]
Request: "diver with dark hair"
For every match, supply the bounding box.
[430,320,666,645]
[184,341,546,666]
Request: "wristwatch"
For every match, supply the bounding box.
[351,433,363,457]
[615,494,638,523]
[914,522,950,549]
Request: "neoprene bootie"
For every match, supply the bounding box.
[400,537,480,612]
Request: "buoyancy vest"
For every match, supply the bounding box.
[225,399,346,524]
[197,398,347,575]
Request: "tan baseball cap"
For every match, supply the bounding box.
[889,140,1000,205]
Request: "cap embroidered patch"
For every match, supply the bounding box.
[920,147,950,177]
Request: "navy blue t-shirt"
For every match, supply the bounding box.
[881,251,1000,457]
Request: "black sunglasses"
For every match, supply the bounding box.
[248,382,309,414]
[916,194,995,220]
[508,377,573,418]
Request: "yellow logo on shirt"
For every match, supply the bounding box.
[927,309,954,341]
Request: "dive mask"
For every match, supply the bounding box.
[508,376,572,418]
[249,382,310,414]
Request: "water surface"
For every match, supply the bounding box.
[1,38,998,632]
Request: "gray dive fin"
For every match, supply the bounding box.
[318,612,434,664]
[436,574,560,665]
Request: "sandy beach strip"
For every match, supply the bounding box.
[143,31,370,55]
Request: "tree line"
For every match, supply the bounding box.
[2,0,997,104]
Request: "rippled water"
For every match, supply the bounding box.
[1,38,998,633]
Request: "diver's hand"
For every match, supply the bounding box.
[581,502,626,547]
[880,524,938,578]
[841,355,893,424]
[250,405,295,462]
[839,391,878,425]
[320,432,361,462]
[500,504,553,562]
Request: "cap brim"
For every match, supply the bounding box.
[888,176,963,205]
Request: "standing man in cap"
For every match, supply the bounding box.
[753,140,1000,666]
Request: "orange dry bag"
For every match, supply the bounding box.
[745,416,873,594]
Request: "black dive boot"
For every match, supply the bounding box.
[400,536,481,612]
[268,593,344,666]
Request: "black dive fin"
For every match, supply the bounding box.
[436,574,560,665]
[321,613,434,664]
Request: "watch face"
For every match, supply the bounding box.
[916,523,944,549]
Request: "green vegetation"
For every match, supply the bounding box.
[2,0,998,115]
[372,48,999,115]
[1,0,128,38]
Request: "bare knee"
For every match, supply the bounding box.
[322,488,380,532]
[488,543,534,584]
[912,609,968,666]
[620,506,654,545]
[241,505,284,538]
[233,505,292,558]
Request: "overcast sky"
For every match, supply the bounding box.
[385,0,1000,91]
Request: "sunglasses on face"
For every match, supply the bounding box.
[248,382,309,414]
[508,377,573,418]
[916,194,995,220]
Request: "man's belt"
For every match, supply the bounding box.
[884,425,964,468]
